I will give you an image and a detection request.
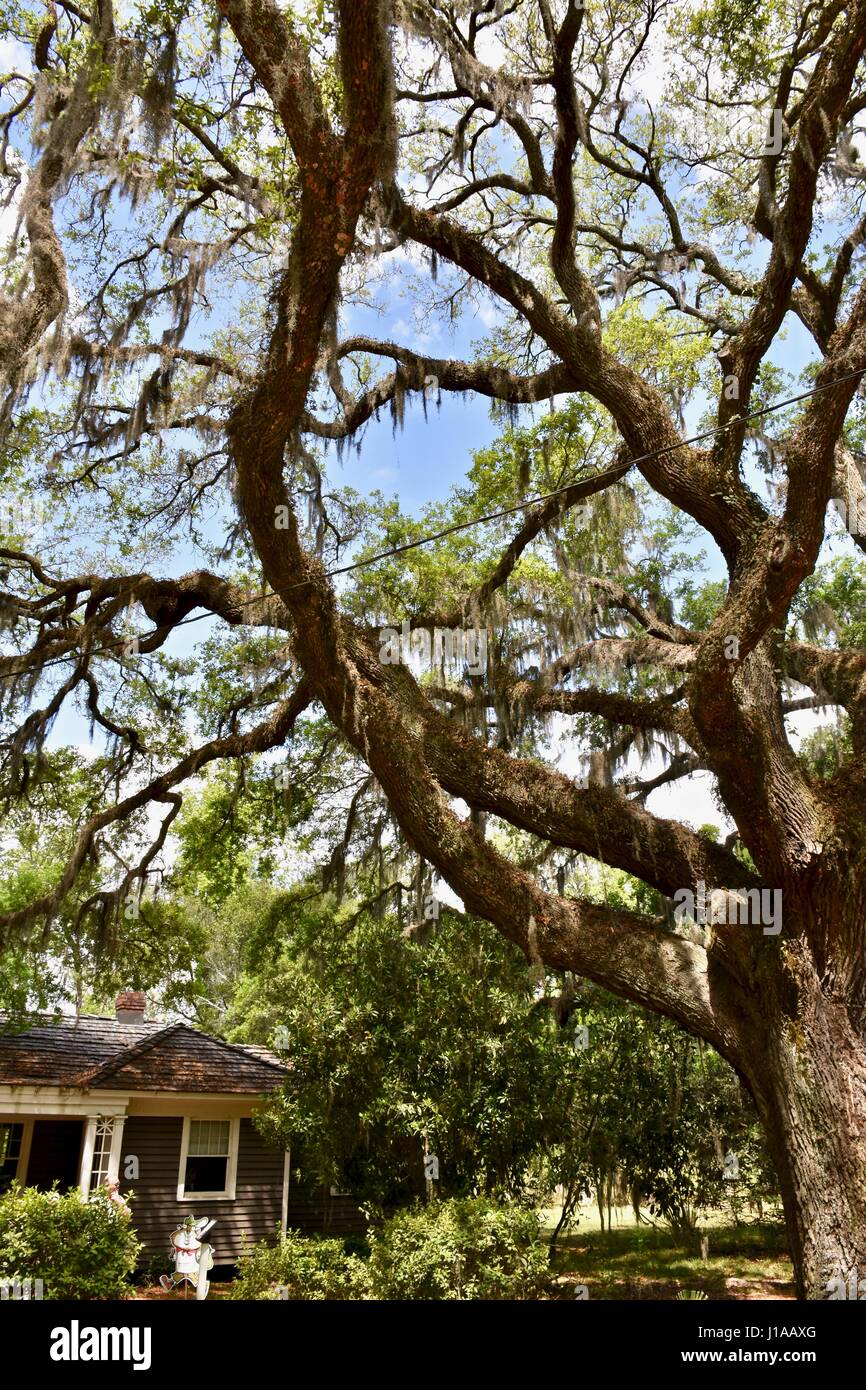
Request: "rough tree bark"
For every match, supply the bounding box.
[2,0,866,1298]
[221,0,866,1298]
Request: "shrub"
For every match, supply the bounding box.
[367,1198,550,1300]
[0,1184,141,1299]
[229,1201,550,1301]
[227,1230,371,1300]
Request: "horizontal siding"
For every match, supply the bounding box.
[121,1118,366,1266]
[122,1117,283,1263]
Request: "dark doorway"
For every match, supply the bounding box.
[26,1119,84,1192]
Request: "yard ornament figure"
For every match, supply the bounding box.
[159,1215,216,1300]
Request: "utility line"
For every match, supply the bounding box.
[174,362,866,621]
[4,365,866,667]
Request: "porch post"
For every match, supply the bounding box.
[108,1115,126,1184]
[79,1115,98,1196]
[281,1148,291,1240]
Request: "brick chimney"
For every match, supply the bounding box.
[115,991,146,1024]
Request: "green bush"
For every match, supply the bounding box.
[367,1198,550,1300]
[0,1184,142,1299]
[228,1229,371,1300]
[230,1200,550,1301]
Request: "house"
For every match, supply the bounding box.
[0,992,365,1266]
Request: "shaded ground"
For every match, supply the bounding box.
[548,1222,795,1300]
[132,1216,796,1300]
[135,1282,233,1300]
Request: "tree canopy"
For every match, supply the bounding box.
[1,0,866,1298]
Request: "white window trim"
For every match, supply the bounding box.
[79,1114,126,1196]
[177,1116,239,1202]
[108,1115,126,1184]
[0,1118,28,1186]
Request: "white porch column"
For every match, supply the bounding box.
[281,1149,291,1240]
[108,1115,126,1184]
[78,1115,98,1196]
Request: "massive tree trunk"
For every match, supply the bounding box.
[743,942,866,1299]
[5,0,866,1302]
[220,0,866,1289]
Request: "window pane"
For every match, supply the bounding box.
[0,1123,21,1165]
[0,1124,23,1194]
[184,1155,228,1193]
[90,1117,116,1190]
[188,1120,230,1157]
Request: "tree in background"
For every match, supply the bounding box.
[0,0,865,1295]
[0,748,202,1020]
[179,852,777,1240]
[228,893,588,1211]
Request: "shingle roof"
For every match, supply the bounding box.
[0,1014,162,1085]
[0,1014,286,1094]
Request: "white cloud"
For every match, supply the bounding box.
[475,298,503,330]
[389,314,443,350]
[0,36,31,72]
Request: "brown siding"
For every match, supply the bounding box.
[285,1172,367,1240]
[121,1118,366,1267]
[122,1116,284,1265]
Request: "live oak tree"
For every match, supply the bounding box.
[0,748,205,1018]
[213,878,773,1233]
[1,0,866,1298]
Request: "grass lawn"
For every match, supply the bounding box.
[546,1208,794,1300]
[132,1209,795,1301]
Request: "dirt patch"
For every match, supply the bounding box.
[134,1283,233,1300]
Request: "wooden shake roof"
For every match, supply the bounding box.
[0,1014,285,1094]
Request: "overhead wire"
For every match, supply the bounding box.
[3,365,865,675]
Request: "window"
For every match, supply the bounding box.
[90,1118,116,1191]
[0,1124,23,1194]
[178,1118,238,1200]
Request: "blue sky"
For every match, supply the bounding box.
[5,16,860,844]
[38,262,840,835]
